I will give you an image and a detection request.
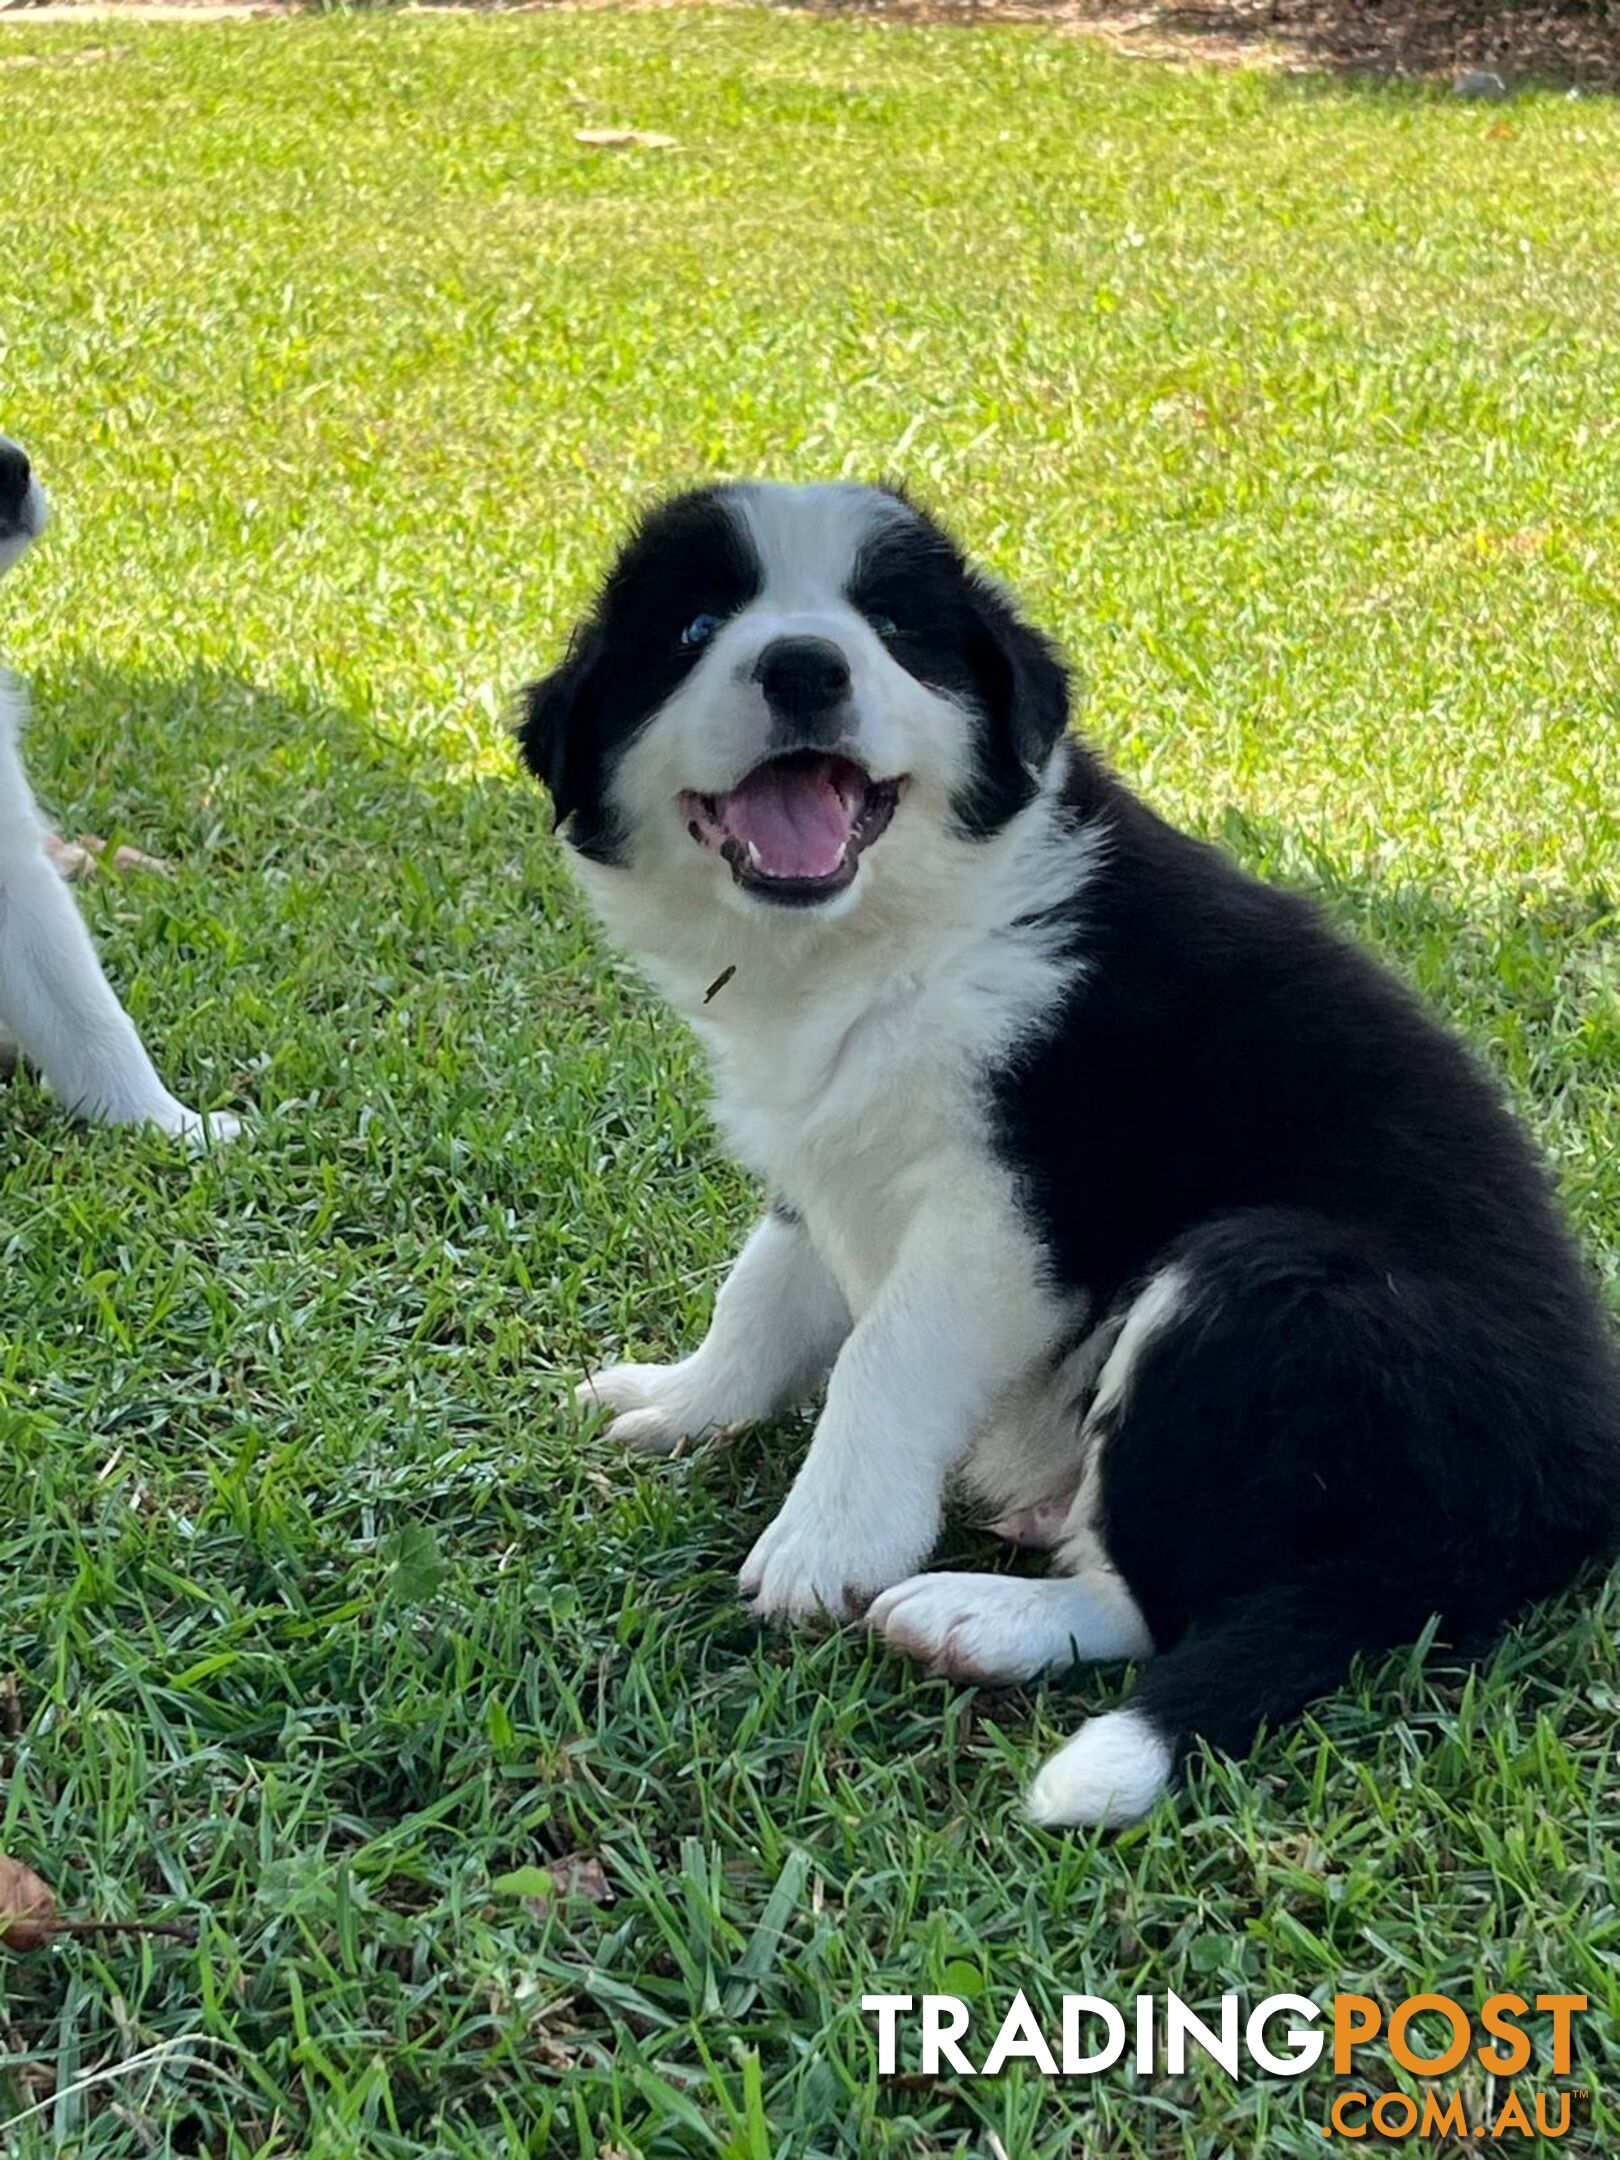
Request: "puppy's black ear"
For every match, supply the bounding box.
[519,631,597,834]
[952,576,1072,838]
[520,652,583,829]
[973,577,1072,775]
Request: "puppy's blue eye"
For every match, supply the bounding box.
[870,614,899,641]
[681,613,723,649]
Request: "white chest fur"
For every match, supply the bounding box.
[583,783,1098,1319]
[705,966,1021,1316]
[571,776,1103,1625]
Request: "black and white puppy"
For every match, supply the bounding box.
[0,435,238,1142]
[522,481,1620,1826]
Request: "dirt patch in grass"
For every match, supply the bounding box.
[790,0,1620,89]
[6,0,1616,90]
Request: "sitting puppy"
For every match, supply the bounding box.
[522,482,1620,1826]
[0,436,237,1142]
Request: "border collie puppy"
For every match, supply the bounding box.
[0,435,238,1142]
[522,481,1620,1826]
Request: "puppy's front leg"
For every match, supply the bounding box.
[578,1207,851,1455]
[0,745,237,1144]
[740,1197,1069,1623]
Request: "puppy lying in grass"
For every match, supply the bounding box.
[0,435,238,1143]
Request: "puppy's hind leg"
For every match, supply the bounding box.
[868,1565,1154,1682]
[964,1314,1122,1549]
[1025,1577,1389,1828]
[0,686,237,1143]
[1024,1204,1610,1828]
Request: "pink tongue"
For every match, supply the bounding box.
[724,760,855,880]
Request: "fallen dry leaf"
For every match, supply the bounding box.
[502,1852,615,1916]
[552,1853,613,1905]
[0,42,115,67]
[0,1858,60,1951]
[45,832,171,881]
[535,2035,585,2071]
[0,1854,197,1954]
[107,842,171,875]
[575,128,679,152]
[44,832,95,881]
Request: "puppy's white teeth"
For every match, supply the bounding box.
[745,841,764,869]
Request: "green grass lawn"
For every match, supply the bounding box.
[0,9,1617,2153]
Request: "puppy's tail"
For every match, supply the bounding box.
[1026,1572,1431,1829]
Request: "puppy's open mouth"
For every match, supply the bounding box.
[678,751,902,906]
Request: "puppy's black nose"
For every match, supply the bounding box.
[0,442,31,526]
[752,636,852,721]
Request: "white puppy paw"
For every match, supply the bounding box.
[739,1484,935,1624]
[575,1359,734,1457]
[1025,1708,1173,1828]
[868,1572,1065,1682]
[869,1569,1154,1679]
[175,1105,241,1148]
[138,1098,241,1147]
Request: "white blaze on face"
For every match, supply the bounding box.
[603,484,977,912]
[727,481,909,616]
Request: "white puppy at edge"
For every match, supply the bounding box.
[0,436,239,1142]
